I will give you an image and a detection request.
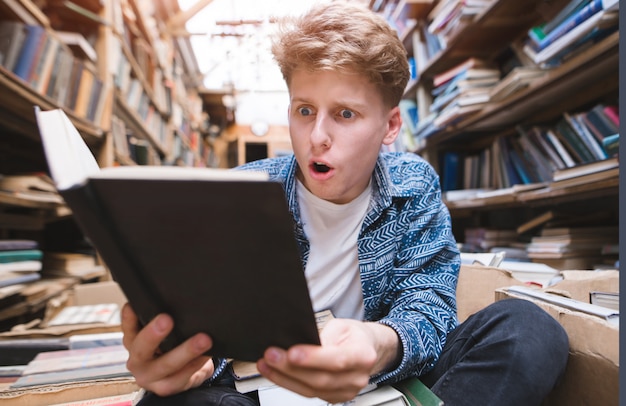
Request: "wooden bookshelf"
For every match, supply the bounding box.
[376,0,620,255]
[0,0,216,330]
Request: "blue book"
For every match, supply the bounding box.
[535,0,617,51]
[441,151,460,191]
[543,0,591,33]
[12,25,45,80]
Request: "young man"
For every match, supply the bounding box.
[122,2,569,405]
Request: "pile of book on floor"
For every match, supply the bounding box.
[526,225,619,270]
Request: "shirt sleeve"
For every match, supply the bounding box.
[369,163,460,384]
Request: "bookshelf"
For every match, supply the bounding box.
[0,0,214,328]
[374,0,619,266]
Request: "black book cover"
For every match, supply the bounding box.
[36,107,320,362]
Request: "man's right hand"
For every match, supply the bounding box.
[121,303,215,397]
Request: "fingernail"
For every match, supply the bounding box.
[194,334,211,351]
[266,348,283,364]
[154,315,170,333]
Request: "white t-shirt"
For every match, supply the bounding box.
[296,180,372,320]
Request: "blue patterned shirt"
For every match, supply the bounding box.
[237,152,460,383]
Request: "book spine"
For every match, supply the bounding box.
[543,0,589,33]
[12,25,45,80]
[536,0,604,51]
[393,377,444,406]
[0,249,43,263]
[602,105,619,126]
[565,112,607,160]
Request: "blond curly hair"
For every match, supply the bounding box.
[271,1,410,108]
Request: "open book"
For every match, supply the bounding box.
[34,107,320,361]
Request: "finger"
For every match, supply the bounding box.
[259,347,369,395]
[128,313,175,363]
[120,303,140,349]
[141,357,215,397]
[257,357,364,403]
[146,331,213,380]
[288,343,376,373]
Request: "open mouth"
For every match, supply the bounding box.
[313,162,331,173]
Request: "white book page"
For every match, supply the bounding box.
[35,107,100,190]
[91,165,269,182]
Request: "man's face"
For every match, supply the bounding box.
[288,69,401,204]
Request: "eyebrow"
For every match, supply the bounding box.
[290,97,370,111]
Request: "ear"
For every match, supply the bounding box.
[382,106,401,146]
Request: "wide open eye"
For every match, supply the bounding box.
[298,106,313,116]
[339,109,354,119]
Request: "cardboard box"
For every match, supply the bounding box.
[456,264,527,322]
[0,281,127,340]
[495,287,618,406]
[0,283,135,405]
[0,378,140,406]
[66,280,127,308]
[456,264,619,322]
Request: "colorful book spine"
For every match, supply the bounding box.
[535,0,616,51]
[12,25,45,80]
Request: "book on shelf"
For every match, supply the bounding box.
[27,33,56,92]
[530,0,618,52]
[0,260,42,273]
[34,107,320,362]
[488,66,547,102]
[0,20,29,71]
[549,165,618,190]
[544,129,577,168]
[562,112,608,161]
[602,133,618,156]
[432,102,484,128]
[431,57,491,87]
[0,249,42,263]
[602,104,619,126]
[551,156,618,182]
[0,270,41,289]
[549,0,592,33]
[553,116,596,164]
[55,31,97,63]
[539,224,618,237]
[580,104,619,143]
[523,7,617,65]
[64,59,85,111]
[12,24,46,81]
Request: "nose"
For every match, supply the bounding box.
[310,112,332,149]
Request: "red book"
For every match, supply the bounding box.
[603,105,619,127]
[433,57,488,87]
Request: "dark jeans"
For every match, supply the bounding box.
[138,298,569,406]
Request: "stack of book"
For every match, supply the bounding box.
[42,251,105,282]
[522,0,619,66]
[463,228,519,252]
[427,0,495,43]
[526,225,619,270]
[429,58,500,128]
[0,240,42,289]
[9,345,132,389]
[488,66,548,102]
